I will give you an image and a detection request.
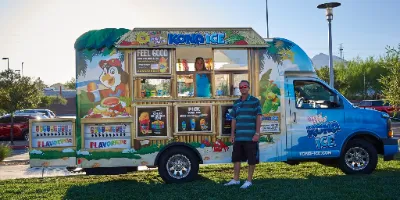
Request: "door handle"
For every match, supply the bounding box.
[293,112,297,123]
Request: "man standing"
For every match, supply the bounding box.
[224,80,262,189]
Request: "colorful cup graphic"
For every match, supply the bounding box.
[200,119,207,130]
[36,126,39,132]
[190,119,196,131]
[157,90,163,96]
[182,121,186,131]
[139,112,150,134]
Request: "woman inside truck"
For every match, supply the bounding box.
[195,57,211,97]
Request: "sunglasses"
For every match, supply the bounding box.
[239,85,248,89]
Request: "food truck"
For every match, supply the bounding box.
[28,27,398,183]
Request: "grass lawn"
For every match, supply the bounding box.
[1,155,400,200]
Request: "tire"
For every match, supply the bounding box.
[339,139,377,175]
[158,147,199,184]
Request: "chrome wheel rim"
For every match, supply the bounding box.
[345,147,369,171]
[166,154,191,179]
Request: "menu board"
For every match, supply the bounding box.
[220,105,234,136]
[31,121,74,148]
[136,106,168,137]
[177,105,212,132]
[83,122,131,149]
[135,49,170,74]
[260,113,280,133]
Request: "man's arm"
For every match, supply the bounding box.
[256,115,261,135]
[255,99,262,135]
[231,119,236,136]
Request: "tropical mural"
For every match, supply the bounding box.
[75,28,131,119]
[258,38,315,133]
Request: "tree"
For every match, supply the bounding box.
[65,77,76,89]
[38,95,68,108]
[379,44,400,112]
[0,69,42,144]
[75,28,130,77]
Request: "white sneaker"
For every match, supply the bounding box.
[240,181,252,189]
[224,179,240,186]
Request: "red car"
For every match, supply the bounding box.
[0,115,38,141]
[358,100,399,117]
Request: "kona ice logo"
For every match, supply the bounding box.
[306,114,341,149]
[168,33,225,45]
[37,139,73,147]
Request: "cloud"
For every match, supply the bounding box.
[30,150,43,155]
[122,148,136,154]
[277,60,300,75]
[77,150,90,156]
[62,148,75,153]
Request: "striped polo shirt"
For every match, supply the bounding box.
[229,95,262,141]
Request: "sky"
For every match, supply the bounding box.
[0,0,399,86]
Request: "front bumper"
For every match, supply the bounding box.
[382,138,399,161]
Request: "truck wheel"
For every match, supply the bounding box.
[339,139,377,175]
[158,147,199,184]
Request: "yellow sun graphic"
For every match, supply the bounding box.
[136,32,150,45]
[279,49,294,62]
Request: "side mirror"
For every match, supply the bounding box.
[330,95,341,107]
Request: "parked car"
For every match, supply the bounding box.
[358,100,399,117]
[15,109,56,119]
[0,114,44,141]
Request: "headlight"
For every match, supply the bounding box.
[387,119,393,138]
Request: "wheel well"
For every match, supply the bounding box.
[154,142,203,166]
[342,133,383,155]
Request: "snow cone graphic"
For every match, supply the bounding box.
[190,119,196,131]
[159,57,168,73]
[139,112,150,134]
[200,118,208,130]
[182,121,186,131]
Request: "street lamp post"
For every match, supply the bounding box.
[317,2,341,88]
[2,57,9,70]
[22,62,24,76]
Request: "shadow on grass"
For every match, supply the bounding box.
[63,168,400,200]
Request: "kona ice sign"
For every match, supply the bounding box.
[167,33,226,45]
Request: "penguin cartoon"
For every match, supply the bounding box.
[87,58,129,102]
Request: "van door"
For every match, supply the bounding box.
[285,77,344,159]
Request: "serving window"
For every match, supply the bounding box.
[132,48,250,99]
[176,48,213,98]
[140,78,171,98]
[213,49,248,97]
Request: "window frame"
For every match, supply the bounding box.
[293,80,343,110]
[212,48,249,98]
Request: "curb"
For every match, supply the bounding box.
[10,146,28,150]
[2,159,29,163]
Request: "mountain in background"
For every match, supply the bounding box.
[311,53,347,70]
